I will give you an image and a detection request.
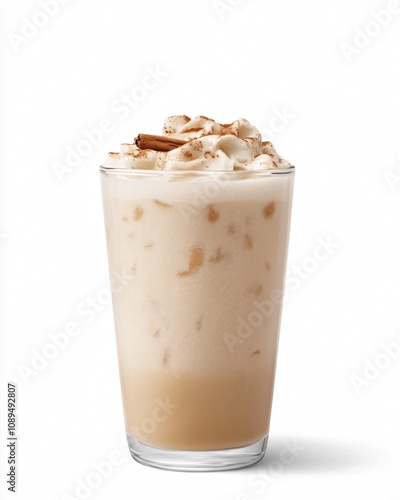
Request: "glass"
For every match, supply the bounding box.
[100,166,295,471]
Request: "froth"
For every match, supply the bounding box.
[103,116,292,171]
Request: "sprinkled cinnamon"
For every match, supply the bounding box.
[209,248,225,263]
[153,199,173,208]
[134,206,143,220]
[207,206,220,222]
[244,234,254,249]
[178,246,204,276]
[263,202,275,219]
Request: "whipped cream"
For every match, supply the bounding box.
[103,115,291,171]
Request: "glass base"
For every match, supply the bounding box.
[126,433,268,472]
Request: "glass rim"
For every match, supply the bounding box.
[99,165,295,178]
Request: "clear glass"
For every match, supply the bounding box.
[100,166,295,471]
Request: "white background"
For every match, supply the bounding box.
[1,0,400,499]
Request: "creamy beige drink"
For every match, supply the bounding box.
[100,116,294,470]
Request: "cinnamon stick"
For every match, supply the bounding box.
[135,133,186,152]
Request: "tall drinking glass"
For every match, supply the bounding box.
[100,166,294,471]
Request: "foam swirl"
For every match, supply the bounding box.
[103,115,291,171]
